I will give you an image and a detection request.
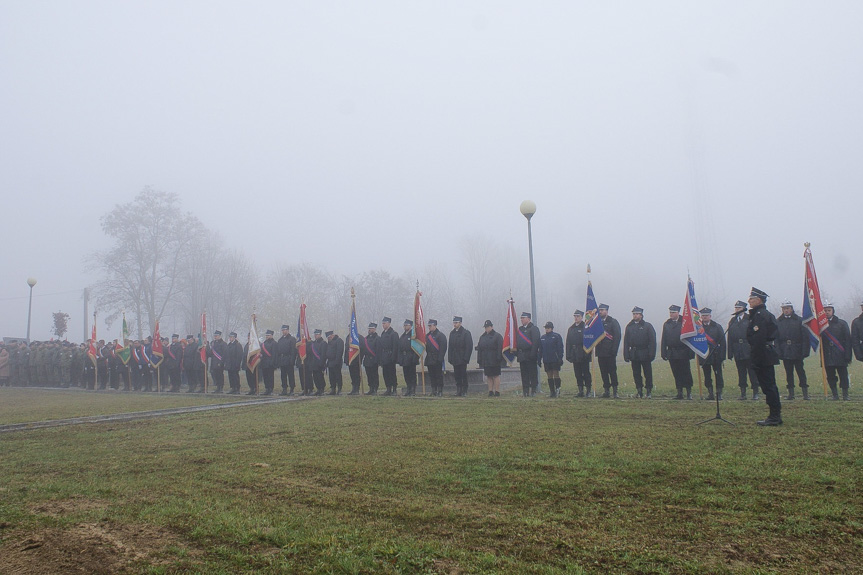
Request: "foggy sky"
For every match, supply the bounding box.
[2,1,862,341]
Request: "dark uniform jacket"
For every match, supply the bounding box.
[539,331,564,369]
[309,337,328,371]
[278,334,297,368]
[398,332,419,367]
[165,341,183,370]
[183,343,203,372]
[595,316,621,358]
[476,330,504,369]
[727,313,752,361]
[326,336,345,368]
[361,332,380,367]
[699,320,726,366]
[515,322,541,362]
[425,329,447,367]
[447,326,473,366]
[746,304,779,366]
[209,339,228,370]
[260,337,278,369]
[661,318,695,360]
[565,322,592,363]
[850,313,863,362]
[820,315,852,367]
[623,319,656,362]
[344,335,359,365]
[378,327,399,367]
[225,340,243,371]
[776,313,810,361]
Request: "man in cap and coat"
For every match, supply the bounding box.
[728,300,760,400]
[326,330,344,395]
[623,306,656,398]
[277,324,297,395]
[516,312,541,396]
[776,300,810,400]
[448,316,473,397]
[747,288,782,425]
[566,310,592,397]
[661,305,694,399]
[596,304,622,398]
[698,308,726,401]
[398,320,419,396]
[425,319,447,396]
[539,321,564,397]
[378,317,399,396]
[362,323,381,395]
[821,302,852,401]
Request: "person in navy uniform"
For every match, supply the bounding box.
[326,331,344,395]
[746,287,782,426]
[425,320,447,397]
[398,320,419,396]
[362,323,381,395]
[566,311,592,397]
[821,303,852,401]
[661,305,694,399]
[378,317,400,396]
[309,329,328,396]
[277,325,297,396]
[260,329,279,396]
[448,316,473,397]
[344,330,363,395]
[208,330,227,393]
[539,321,565,398]
[516,312,541,396]
[476,320,503,397]
[698,308,726,401]
[623,306,656,398]
[595,304,622,398]
[728,300,760,400]
[225,332,243,394]
[776,301,810,400]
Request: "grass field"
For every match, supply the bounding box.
[1,363,861,574]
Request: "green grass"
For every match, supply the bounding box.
[1,379,861,573]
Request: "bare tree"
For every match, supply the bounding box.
[353,269,413,329]
[260,263,339,334]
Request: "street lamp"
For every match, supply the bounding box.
[519,200,541,392]
[26,277,37,342]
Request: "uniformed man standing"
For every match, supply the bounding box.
[344,330,363,395]
[565,311,592,397]
[661,305,695,399]
[208,331,227,393]
[165,334,183,392]
[225,331,243,394]
[851,300,863,376]
[539,321,565,398]
[821,303,852,401]
[746,288,782,425]
[425,319,447,397]
[448,316,473,397]
[595,304,622,399]
[309,329,328,395]
[242,335,258,395]
[623,306,656,398]
[277,325,297,395]
[698,308,726,401]
[398,320,419,396]
[378,317,399,396]
[776,300,810,400]
[260,329,278,396]
[183,335,203,392]
[326,330,344,395]
[516,312,541,396]
[728,301,760,400]
[362,322,381,395]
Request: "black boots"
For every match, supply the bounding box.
[738,388,747,400]
[802,386,810,400]
[752,388,760,400]
[705,384,715,401]
[785,387,795,401]
[757,413,783,426]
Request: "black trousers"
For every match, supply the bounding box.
[403,366,417,394]
[246,368,257,393]
[328,365,343,392]
[826,365,849,390]
[312,369,326,393]
[752,362,781,416]
[185,368,201,391]
[169,368,182,392]
[734,358,759,391]
[572,361,591,390]
[701,362,724,391]
[669,359,693,391]
[130,366,142,391]
[519,360,538,393]
[427,363,443,392]
[262,367,275,392]
[382,364,397,389]
[597,356,618,389]
[630,360,653,391]
[783,359,807,389]
[280,365,296,391]
[227,369,240,391]
[348,361,362,392]
[453,364,468,388]
[211,368,225,391]
[364,365,380,392]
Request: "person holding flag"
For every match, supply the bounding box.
[698,308,726,401]
[661,305,695,399]
[245,315,262,395]
[821,303,852,401]
[746,288,782,425]
[277,325,297,395]
[208,330,227,393]
[516,312,541,396]
[425,320,447,397]
[566,310,593,397]
[595,304,622,399]
[399,320,420,396]
[361,322,381,395]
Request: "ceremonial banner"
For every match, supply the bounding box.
[583,282,606,353]
[297,303,310,362]
[151,321,164,367]
[199,312,208,364]
[802,245,828,350]
[348,297,360,364]
[87,318,98,367]
[247,314,261,372]
[680,276,710,359]
[116,314,131,365]
[411,290,426,357]
[502,298,517,364]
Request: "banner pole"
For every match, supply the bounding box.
[696,358,703,399]
[819,341,829,399]
[421,351,426,396]
[157,365,161,393]
[591,354,597,397]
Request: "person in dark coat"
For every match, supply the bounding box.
[728,300,760,400]
[661,305,694,399]
[259,329,278,396]
[164,334,183,392]
[277,325,297,395]
[821,303,852,400]
[397,321,419,396]
[539,321,565,398]
[361,323,381,395]
[344,331,363,395]
[851,300,863,371]
[425,319,447,397]
[129,341,143,391]
[448,316,474,397]
[308,329,328,395]
[776,301,811,400]
[623,306,657,398]
[747,288,782,425]
[326,331,344,394]
[595,304,622,398]
[208,330,228,393]
[516,312,541,396]
[225,331,243,394]
[698,308,727,401]
[476,320,503,397]
[378,317,399,396]
[565,310,592,397]
[184,335,205,392]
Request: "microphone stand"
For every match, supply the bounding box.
[697,312,743,427]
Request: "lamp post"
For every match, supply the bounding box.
[26,277,37,342]
[519,200,541,392]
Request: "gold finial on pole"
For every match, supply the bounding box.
[351,286,355,299]
[586,263,591,274]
